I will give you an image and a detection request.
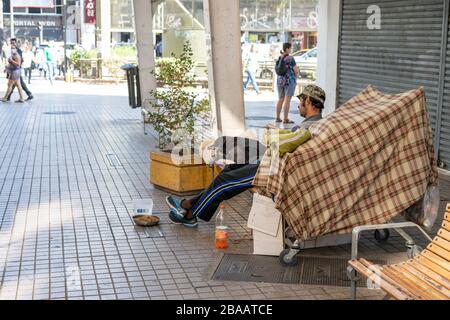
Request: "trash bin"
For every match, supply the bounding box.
[121,64,142,109]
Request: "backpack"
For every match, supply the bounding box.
[275,55,290,76]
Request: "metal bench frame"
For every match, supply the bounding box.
[346,221,432,300]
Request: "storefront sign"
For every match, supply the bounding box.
[85,0,96,24]
[4,15,62,28]
[13,0,54,8]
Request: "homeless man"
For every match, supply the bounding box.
[166,85,327,228]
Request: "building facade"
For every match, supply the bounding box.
[98,0,318,60]
[1,0,64,43]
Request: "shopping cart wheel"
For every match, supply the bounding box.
[407,245,423,259]
[374,229,390,242]
[279,249,298,267]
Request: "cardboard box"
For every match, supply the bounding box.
[247,194,285,256]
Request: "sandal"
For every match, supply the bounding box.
[283,119,295,124]
[15,99,24,103]
[275,118,283,123]
[133,214,160,227]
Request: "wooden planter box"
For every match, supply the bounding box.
[150,150,221,195]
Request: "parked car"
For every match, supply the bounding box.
[293,47,317,80]
[292,48,309,57]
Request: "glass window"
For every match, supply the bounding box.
[56,0,62,14]
[163,0,194,30]
[29,8,41,14]
[42,7,57,14]
[291,0,319,32]
[240,0,291,32]
[3,0,10,13]
[13,7,27,13]
[193,0,204,27]
[111,0,134,29]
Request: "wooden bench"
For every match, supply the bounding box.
[348,205,450,300]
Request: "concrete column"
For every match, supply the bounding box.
[99,0,111,58]
[133,0,157,111]
[203,0,246,137]
[316,0,341,116]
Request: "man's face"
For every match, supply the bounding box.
[299,97,307,118]
[10,40,16,48]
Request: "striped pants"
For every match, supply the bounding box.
[190,164,259,222]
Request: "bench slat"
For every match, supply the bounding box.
[358,259,426,299]
[348,213,450,300]
[348,260,413,300]
[438,228,450,242]
[415,254,450,280]
[409,260,450,291]
[395,263,450,298]
[427,243,450,262]
[382,266,446,300]
[444,212,450,223]
[419,250,450,271]
[433,236,450,253]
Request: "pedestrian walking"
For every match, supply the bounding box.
[6,38,34,101]
[243,45,261,95]
[34,47,46,78]
[22,44,34,84]
[275,42,299,124]
[44,44,57,85]
[1,42,25,103]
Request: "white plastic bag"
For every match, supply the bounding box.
[405,185,440,232]
[422,185,440,232]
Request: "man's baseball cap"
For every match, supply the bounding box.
[297,85,326,107]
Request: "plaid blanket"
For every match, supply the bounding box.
[253,86,438,241]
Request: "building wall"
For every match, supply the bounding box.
[316,0,340,115]
[1,0,64,42]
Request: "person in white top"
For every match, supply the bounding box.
[22,44,34,84]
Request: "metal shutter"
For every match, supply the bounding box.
[439,2,450,166]
[337,0,446,144]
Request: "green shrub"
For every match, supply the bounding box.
[146,41,210,150]
[112,45,137,59]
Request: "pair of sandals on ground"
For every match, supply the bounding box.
[275,118,295,124]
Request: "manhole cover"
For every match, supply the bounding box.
[43,111,76,115]
[212,254,385,288]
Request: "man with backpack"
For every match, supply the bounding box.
[275,42,299,124]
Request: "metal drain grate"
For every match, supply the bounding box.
[43,111,76,115]
[106,154,123,167]
[143,226,164,238]
[212,254,385,288]
[212,254,301,284]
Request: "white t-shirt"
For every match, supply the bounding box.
[22,51,34,69]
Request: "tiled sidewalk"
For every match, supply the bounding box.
[0,85,446,300]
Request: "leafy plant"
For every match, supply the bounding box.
[146,41,210,150]
[68,48,87,70]
[112,45,137,58]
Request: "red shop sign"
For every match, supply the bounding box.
[85,0,96,24]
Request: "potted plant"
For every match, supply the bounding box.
[146,41,216,195]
